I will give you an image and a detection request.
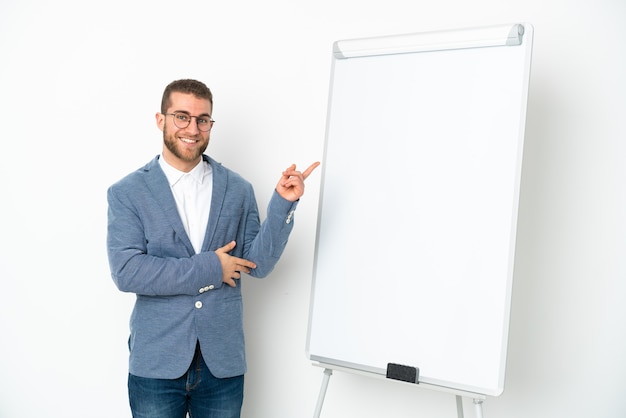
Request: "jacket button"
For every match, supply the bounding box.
[195,301,203,309]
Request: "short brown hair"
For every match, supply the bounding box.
[161,79,213,113]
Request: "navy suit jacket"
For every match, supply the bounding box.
[107,155,297,379]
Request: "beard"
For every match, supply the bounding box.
[162,124,209,163]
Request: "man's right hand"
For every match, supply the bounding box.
[215,241,257,287]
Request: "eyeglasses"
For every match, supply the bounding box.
[166,112,215,132]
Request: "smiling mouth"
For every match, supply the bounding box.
[179,137,198,144]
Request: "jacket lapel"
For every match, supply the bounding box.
[203,156,226,252]
[143,156,196,255]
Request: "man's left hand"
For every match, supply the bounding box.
[276,162,320,202]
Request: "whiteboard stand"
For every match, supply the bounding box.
[311,363,487,418]
[456,396,464,418]
[473,398,485,418]
[313,368,333,418]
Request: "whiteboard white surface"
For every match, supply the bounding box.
[307,24,533,397]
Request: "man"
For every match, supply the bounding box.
[107,79,319,418]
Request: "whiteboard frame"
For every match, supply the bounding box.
[306,23,534,398]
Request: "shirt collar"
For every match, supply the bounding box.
[159,155,207,187]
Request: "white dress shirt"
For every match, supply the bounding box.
[159,156,213,254]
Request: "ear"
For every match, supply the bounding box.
[156,112,165,132]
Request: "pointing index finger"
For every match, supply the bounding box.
[302,161,321,180]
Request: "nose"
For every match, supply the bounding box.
[185,116,200,134]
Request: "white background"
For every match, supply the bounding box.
[0,1,624,417]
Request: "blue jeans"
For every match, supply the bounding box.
[128,344,244,418]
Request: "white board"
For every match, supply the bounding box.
[306,23,533,397]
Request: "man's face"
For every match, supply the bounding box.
[156,91,212,172]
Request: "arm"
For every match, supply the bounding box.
[106,185,222,296]
[221,162,321,281]
[244,190,299,278]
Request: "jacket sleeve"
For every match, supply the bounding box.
[244,190,299,278]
